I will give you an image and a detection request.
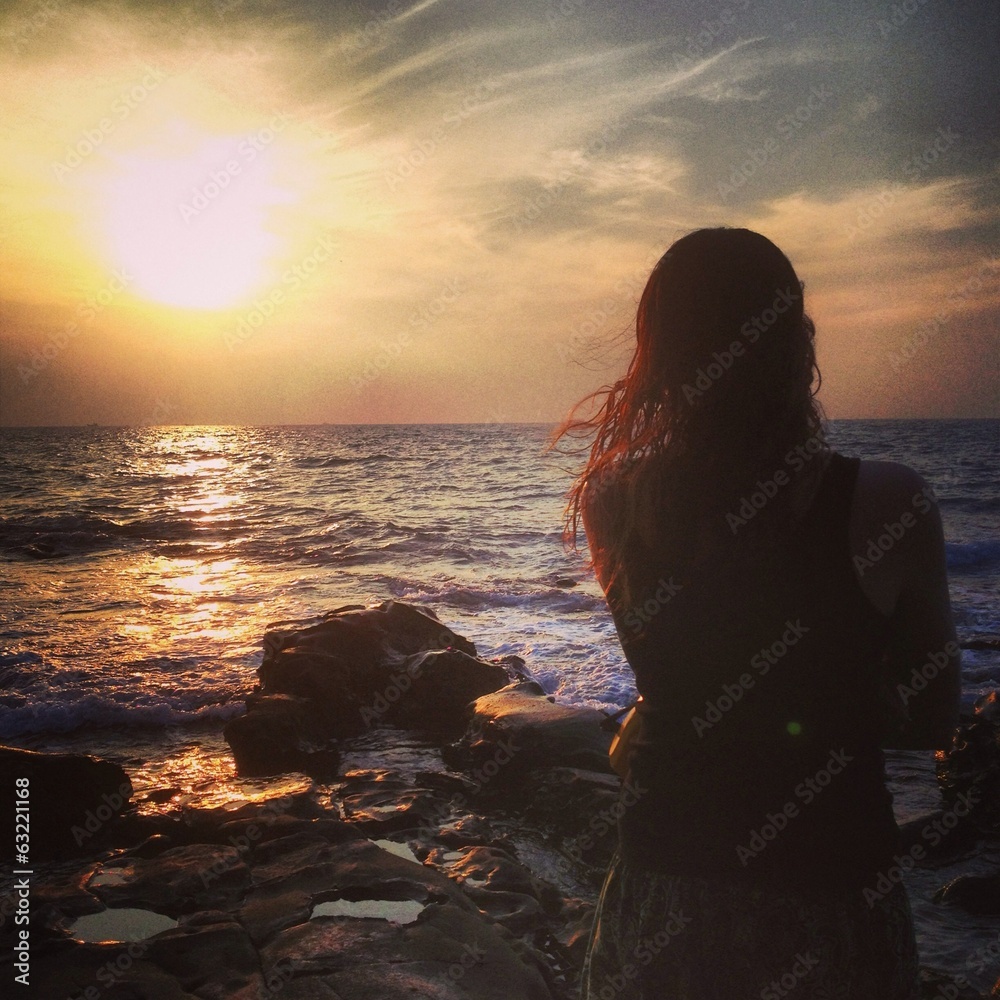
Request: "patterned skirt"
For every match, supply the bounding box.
[582,851,920,1000]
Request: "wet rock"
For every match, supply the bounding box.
[238,887,313,948]
[229,602,510,770]
[260,896,553,1000]
[530,768,620,830]
[216,813,354,851]
[934,874,1000,915]
[437,814,494,847]
[146,915,259,992]
[0,744,133,859]
[341,783,446,836]
[30,946,200,1000]
[32,869,106,921]
[936,698,1000,832]
[88,844,251,916]
[257,601,477,736]
[382,649,509,737]
[453,682,614,783]
[553,897,596,970]
[462,885,544,933]
[447,845,549,903]
[224,693,340,779]
[263,600,477,671]
[247,833,345,884]
[975,689,1000,723]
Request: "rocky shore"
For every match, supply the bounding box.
[0,601,997,999]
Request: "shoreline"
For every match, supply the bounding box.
[0,602,997,998]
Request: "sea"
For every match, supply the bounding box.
[1,420,998,990]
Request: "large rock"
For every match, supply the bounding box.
[223,693,340,778]
[260,600,476,703]
[0,745,132,859]
[380,649,510,737]
[933,874,1000,915]
[936,693,1000,832]
[225,603,512,777]
[452,681,614,780]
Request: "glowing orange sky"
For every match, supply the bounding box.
[1,0,997,424]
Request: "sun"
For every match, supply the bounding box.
[92,117,297,310]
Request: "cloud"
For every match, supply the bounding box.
[0,0,996,423]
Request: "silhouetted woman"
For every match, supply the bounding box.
[558,228,960,999]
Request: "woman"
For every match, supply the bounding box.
[557,228,960,999]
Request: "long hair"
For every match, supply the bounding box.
[554,228,825,606]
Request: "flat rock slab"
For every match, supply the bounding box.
[261,896,553,1000]
[89,844,251,916]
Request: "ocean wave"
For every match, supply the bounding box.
[947,540,1000,572]
[0,693,246,738]
[390,582,607,614]
[292,453,395,468]
[0,512,255,559]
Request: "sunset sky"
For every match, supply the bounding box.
[1,0,997,425]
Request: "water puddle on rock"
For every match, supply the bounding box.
[68,908,178,942]
[310,899,426,924]
[371,839,421,864]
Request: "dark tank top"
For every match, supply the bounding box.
[611,453,900,897]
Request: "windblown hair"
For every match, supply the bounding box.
[554,227,825,605]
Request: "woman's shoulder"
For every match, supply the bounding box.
[852,458,936,516]
[848,456,944,615]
